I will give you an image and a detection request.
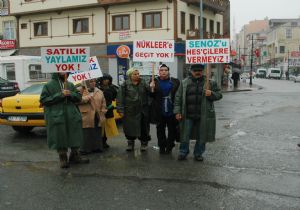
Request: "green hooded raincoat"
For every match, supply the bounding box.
[40,74,83,150]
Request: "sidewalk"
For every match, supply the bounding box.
[222,80,261,92]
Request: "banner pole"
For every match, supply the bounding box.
[151,62,155,92]
[64,73,68,90]
[206,64,211,90]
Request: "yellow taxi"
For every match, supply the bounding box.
[0,83,121,133]
[0,83,45,133]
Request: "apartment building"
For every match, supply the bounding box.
[0,0,17,56]
[266,19,300,71]
[9,0,229,85]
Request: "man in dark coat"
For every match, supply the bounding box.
[149,64,180,154]
[174,64,223,161]
[40,72,89,168]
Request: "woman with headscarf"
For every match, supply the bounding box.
[116,68,151,152]
[78,78,107,155]
[97,73,119,149]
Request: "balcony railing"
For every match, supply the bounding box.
[186,29,228,40]
[182,0,229,13]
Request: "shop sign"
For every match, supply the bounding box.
[0,40,16,49]
[116,45,130,59]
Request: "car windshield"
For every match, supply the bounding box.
[0,77,8,83]
[20,84,44,95]
[271,70,280,73]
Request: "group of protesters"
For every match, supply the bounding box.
[40,63,222,168]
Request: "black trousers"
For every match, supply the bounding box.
[156,115,177,150]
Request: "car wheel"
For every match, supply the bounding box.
[12,126,34,133]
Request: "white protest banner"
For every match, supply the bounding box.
[186,39,230,64]
[133,40,175,62]
[41,47,90,73]
[68,56,103,83]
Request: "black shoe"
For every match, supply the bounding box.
[69,151,90,164]
[165,148,173,154]
[178,155,187,161]
[194,155,204,161]
[79,150,91,156]
[103,143,110,149]
[140,144,148,152]
[92,149,103,153]
[126,144,134,152]
[159,147,166,154]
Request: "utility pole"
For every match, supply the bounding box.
[250,34,254,86]
[200,0,203,39]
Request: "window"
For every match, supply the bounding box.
[181,12,185,34]
[217,21,221,34]
[279,46,285,54]
[286,28,292,39]
[21,23,27,29]
[203,17,207,32]
[5,63,15,80]
[142,12,162,29]
[190,14,195,30]
[73,18,89,33]
[3,21,15,39]
[209,20,214,33]
[112,15,130,31]
[34,22,48,36]
[29,64,51,81]
[291,22,298,27]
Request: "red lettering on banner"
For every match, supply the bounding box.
[89,57,95,63]
[136,41,172,49]
[46,48,87,55]
[56,64,75,71]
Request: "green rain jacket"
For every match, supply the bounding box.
[40,74,83,150]
[174,76,223,143]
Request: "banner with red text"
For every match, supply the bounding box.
[133,40,175,62]
[68,56,103,83]
[186,39,230,64]
[41,47,90,73]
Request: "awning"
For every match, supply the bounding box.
[0,49,17,57]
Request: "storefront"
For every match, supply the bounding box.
[107,42,185,86]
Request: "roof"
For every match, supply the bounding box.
[0,55,41,62]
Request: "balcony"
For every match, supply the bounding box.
[182,0,229,13]
[186,29,228,40]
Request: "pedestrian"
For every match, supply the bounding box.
[40,72,89,168]
[149,64,180,154]
[285,71,289,80]
[174,64,223,161]
[97,73,119,149]
[78,79,107,155]
[116,68,151,152]
[231,62,241,88]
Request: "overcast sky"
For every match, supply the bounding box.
[230,0,300,33]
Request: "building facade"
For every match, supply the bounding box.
[8,0,230,86]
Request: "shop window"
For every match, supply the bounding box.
[112,15,130,31]
[3,21,15,39]
[34,22,48,36]
[73,18,89,34]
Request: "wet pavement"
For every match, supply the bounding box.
[0,78,300,210]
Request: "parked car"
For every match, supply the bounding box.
[0,77,20,99]
[0,83,45,133]
[267,68,281,79]
[0,82,121,133]
[290,74,300,83]
[256,68,267,78]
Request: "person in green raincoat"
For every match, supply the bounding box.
[40,72,89,168]
[116,68,151,152]
[174,64,223,161]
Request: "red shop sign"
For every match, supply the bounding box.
[0,40,16,49]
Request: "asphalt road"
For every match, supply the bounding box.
[0,78,300,210]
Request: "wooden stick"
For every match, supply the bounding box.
[64,73,68,90]
[151,62,155,92]
[206,64,211,90]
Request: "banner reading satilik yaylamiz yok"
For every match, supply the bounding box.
[41,47,90,73]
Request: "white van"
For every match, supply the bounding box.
[0,56,50,90]
[256,68,267,78]
[267,68,281,79]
